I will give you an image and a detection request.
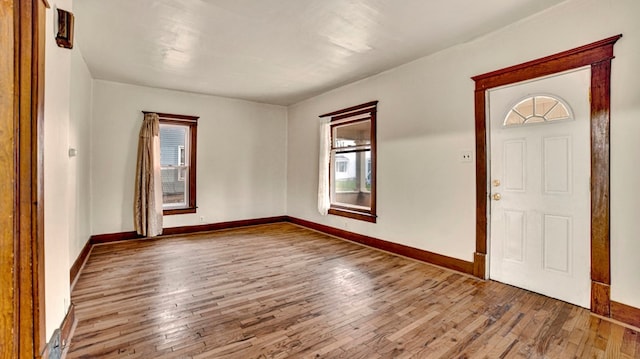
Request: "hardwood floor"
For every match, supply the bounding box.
[66,223,639,358]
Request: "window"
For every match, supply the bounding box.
[321,101,377,222]
[336,156,348,173]
[504,95,572,126]
[177,145,186,181]
[150,112,198,215]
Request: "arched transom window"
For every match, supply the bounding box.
[504,95,572,126]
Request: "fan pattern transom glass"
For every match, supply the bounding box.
[504,95,572,126]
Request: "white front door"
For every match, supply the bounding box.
[488,68,591,307]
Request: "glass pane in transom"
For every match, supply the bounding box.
[546,102,571,121]
[514,98,534,118]
[505,110,525,126]
[504,95,572,127]
[534,96,558,117]
[525,116,545,124]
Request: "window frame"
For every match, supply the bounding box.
[321,101,378,223]
[145,111,199,215]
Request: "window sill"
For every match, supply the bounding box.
[328,207,377,223]
[163,207,196,216]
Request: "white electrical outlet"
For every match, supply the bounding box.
[460,150,473,163]
[199,216,205,223]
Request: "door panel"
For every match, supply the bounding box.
[504,140,526,192]
[504,210,525,262]
[543,214,571,273]
[543,136,571,194]
[488,68,590,307]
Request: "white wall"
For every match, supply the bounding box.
[90,81,288,234]
[44,0,72,339]
[69,46,93,265]
[287,0,640,308]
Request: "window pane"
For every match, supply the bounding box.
[331,150,371,209]
[161,167,187,205]
[160,124,189,208]
[160,126,187,166]
[333,120,371,148]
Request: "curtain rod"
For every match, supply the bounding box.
[319,100,378,118]
[141,111,199,121]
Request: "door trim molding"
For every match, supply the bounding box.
[1,0,48,357]
[471,35,622,317]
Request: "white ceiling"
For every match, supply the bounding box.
[74,0,566,106]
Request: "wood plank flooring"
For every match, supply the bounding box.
[65,223,639,358]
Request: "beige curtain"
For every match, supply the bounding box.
[134,113,163,237]
[318,118,331,215]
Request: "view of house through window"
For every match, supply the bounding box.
[321,101,377,222]
[160,124,188,206]
[336,156,348,173]
[154,112,199,215]
[331,125,372,197]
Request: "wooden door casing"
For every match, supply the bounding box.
[472,35,622,317]
[0,0,47,358]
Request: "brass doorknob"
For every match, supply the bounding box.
[492,193,502,201]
